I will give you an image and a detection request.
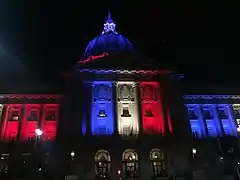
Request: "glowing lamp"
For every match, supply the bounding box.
[237,127,240,132]
[192,148,197,155]
[117,170,121,175]
[35,129,43,136]
[70,151,75,158]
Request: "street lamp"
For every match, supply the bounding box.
[35,129,43,136]
[70,151,75,159]
[35,129,43,148]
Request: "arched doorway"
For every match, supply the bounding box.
[149,148,166,177]
[94,150,111,179]
[122,149,139,178]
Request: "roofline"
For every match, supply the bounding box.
[183,95,240,100]
[0,94,64,100]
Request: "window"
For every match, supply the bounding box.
[122,149,138,179]
[234,109,240,119]
[10,111,19,121]
[121,107,131,117]
[203,109,213,119]
[123,126,132,136]
[46,111,56,121]
[27,111,38,121]
[98,110,107,118]
[218,109,228,119]
[99,127,107,134]
[150,149,166,177]
[145,109,154,117]
[188,109,197,119]
[94,150,111,179]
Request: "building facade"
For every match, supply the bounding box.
[0,12,239,180]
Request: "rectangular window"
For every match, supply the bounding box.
[121,107,131,117]
[99,127,106,134]
[10,111,20,121]
[27,111,38,121]
[145,109,154,117]
[45,111,57,121]
[218,109,228,119]
[203,109,213,119]
[234,109,240,119]
[188,109,197,119]
[97,110,107,118]
[123,126,131,135]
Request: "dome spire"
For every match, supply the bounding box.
[102,10,117,34]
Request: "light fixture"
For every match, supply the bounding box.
[237,127,240,132]
[117,170,121,175]
[70,151,75,158]
[35,129,43,136]
[192,148,197,155]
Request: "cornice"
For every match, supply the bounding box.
[183,95,240,100]
[0,94,64,100]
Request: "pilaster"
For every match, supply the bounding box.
[83,81,92,135]
[17,105,25,141]
[135,82,142,134]
[212,104,225,137]
[227,105,238,137]
[159,83,170,136]
[198,105,208,138]
[112,82,118,135]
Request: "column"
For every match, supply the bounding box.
[198,105,208,137]
[135,82,143,134]
[82,81,91,135]
[112,82,118,135]
[227,105,238,137]
[212,104,224,137]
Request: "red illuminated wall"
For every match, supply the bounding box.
[20,104,41,141]
[140,82,165,134]
[0,104,22,141]
[41,104,59,141]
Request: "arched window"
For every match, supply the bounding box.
[149,148,166,177]
[122,149,139,178]
[94,150,111,179]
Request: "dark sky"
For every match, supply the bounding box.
[0,1,238,84]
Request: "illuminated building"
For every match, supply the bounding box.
[0,11,240,180]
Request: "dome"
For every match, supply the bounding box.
[84,12,134,59]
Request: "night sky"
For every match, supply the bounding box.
[0,1,238,84]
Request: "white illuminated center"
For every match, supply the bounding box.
[116,82,140,136]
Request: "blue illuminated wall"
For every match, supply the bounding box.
[186,103,238,138]
[91,81,114,135]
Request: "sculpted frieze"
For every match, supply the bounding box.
[93,84,112,102]
[141,84,158,101]
[117,84,134,101]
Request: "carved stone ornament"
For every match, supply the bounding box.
[118,84,134,101]
[141,84,157,101]
[93,84,111,102]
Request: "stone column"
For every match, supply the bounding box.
[212,104,225,137]
[135,82,143,134]
[227,105,238,137]
[17,105,25,141]
[198,105,208,138]
[112,82,118,135]
[158,83,170,136]
[83,81,92,135]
